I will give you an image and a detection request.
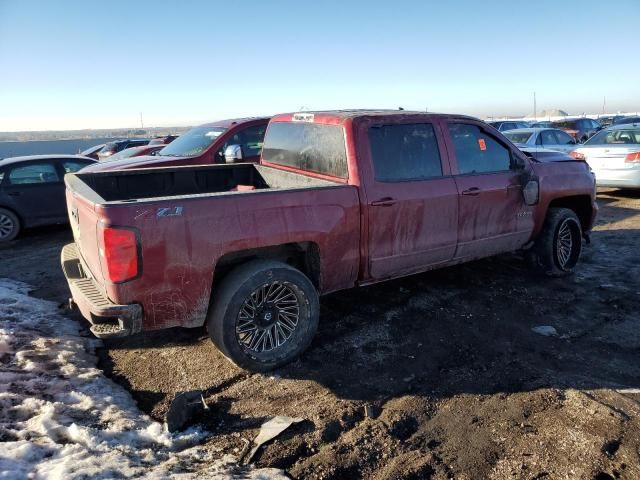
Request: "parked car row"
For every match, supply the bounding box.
[489,115,640,142]
[80,135,178,161]
[103,144,166,161]
[0,118,270,240]
[503,128,578,153]
[491,118,601,142]
[2,112,638,244]
[81,117,269,173]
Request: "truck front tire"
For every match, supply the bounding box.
[206,259,319,371]
[532,207,582,276]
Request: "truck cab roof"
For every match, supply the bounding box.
[198,117,270,129]
[271,110,480,125]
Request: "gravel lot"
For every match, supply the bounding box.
[1,189,639,479]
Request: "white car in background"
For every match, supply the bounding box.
[570,124,640,189]
[503,128,578,154]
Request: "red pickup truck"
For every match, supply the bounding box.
[82,117,269,173]
[62,110,597,371]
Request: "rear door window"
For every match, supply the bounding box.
[8,163,61,184]
[448,123,514,174]
[555,130,575,144]
[368,123,443,181]
[540,130,558,145]
[504,131,533,144]
[240,125,267,157]
[262,122,348,178]
[220,124,267,158]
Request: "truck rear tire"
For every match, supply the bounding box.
[0,208,20,242]
[206,259,319,371]
[532,207,582,277]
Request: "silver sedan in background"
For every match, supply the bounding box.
[503,128,578,153]
[570,124,640,189]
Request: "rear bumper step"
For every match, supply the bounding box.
[62,243,142,339]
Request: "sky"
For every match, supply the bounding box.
[0,0,638,131]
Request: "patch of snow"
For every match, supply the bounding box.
[531,325,558,337]
[0,279,287,479]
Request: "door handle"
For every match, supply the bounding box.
[507,184,521,191]
[7,192,21,197]
[461,187,481,196]
[371,197,397,207]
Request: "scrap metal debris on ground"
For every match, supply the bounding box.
[242,416,304,464]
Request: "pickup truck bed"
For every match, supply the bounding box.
[73,163,337,202]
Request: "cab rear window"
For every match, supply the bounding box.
[262,122,348,178]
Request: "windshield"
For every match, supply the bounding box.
[158,126,226,156]
[107,147,142,161]
[585,128,640,145]
[81,144,103,155]
[504,132,533,144]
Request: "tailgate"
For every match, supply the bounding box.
[66,187,105,287]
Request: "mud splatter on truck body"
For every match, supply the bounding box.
[62,111,596,364]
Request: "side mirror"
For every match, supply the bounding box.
[512,154,526,170]
[224,144,243,163]
[522,179,539,205]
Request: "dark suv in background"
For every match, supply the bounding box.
[597,115,625,127]
[96,139,150,161]
[551,118,601,143]
[614,116,640,125]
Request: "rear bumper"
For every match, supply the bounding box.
[595,169,640,188]
[61,243,142,339]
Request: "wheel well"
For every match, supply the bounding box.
[548,195,593,231]
[213,242,321,290]
[0,205,22,224]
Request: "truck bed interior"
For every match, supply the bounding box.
[72,164,339,203]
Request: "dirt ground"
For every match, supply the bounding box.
[2,189,639,480]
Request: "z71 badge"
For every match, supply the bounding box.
[157,207,183,217]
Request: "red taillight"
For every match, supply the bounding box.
[569,151,585,160]
[99,226,139,283]
[625,152,640,163]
